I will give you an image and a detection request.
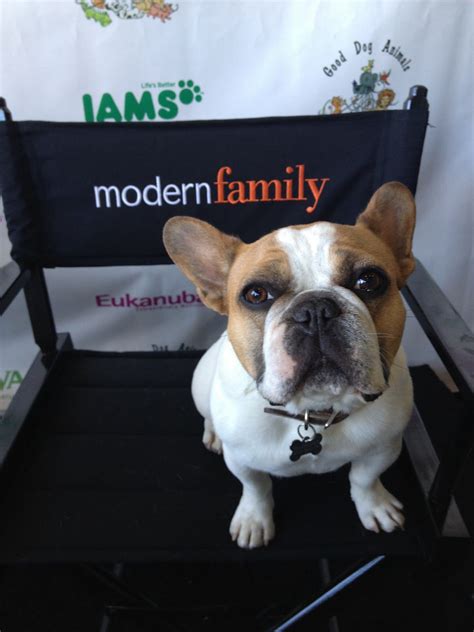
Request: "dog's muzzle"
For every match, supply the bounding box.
[259,288,386,406]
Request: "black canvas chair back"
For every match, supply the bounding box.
[0,103,428,270]
[0,92,444,570]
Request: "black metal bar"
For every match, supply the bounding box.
[80,563,162,610]
[272,556,385,631]
[318,558,340,632]
[0,332,73,471]
[404,85,429,111]
[403,406,469,538]
[23,266,58,354]
[403,260,473,531]
[105,604,230,616]
[0,97,12,121]
[0,262,30,315]
[104,606,190,632]
[80,564,186,632]
[403,259,474,405]
[428,404,474,530]
[98,563,123,632]
[401,87,473,534]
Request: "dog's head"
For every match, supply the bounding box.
[163,182,416,413]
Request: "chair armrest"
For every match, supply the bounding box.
[0,261,30,315]
[402,258,474,404]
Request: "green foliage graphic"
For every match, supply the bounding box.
[78,1,112,27]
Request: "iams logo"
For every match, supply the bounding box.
[83,80,203,122]
[96,290,202,311]
[76,0,178,27]
[93,165,330,215]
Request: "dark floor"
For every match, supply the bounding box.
[0,366,472,632]
[0,547,472,632]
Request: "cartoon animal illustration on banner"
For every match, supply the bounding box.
[320,60,395,114]
[76,0,177,26]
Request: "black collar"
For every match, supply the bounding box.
[263,406,348,427]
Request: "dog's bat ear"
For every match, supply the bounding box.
[163,217,243,314]
[356,182,416,287]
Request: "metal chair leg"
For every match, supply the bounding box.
[273,555,385,631]
[80,563,183,632]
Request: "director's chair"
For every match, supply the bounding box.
[0,87,472,631]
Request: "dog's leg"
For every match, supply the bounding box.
[202,417,223,454]
[349,441,405,533]
[224,452,275,549]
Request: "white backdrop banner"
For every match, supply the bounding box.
[0,0,472,409]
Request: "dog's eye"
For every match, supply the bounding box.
[354,269,387,295]
[242,286,274,306]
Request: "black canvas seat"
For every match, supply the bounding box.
[0,348,434,564]
[0,88,472,629]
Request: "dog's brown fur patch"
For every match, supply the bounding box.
[328,224,407,370]
[227,233,292,378]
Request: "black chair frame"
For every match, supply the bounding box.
[0,90,472,631]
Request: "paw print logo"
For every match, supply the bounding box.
[178,80,203,105]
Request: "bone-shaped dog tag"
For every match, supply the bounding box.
[289,429,323,462]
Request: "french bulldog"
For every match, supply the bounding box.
[163,181,416,549]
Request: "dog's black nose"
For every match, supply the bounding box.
[291,298,341,335]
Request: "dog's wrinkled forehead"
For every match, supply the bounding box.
[274,221,397,290]
[275,223,338,289]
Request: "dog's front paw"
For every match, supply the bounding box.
[352,481,404,533]
[202,419,223,454]
[230,499,275,549]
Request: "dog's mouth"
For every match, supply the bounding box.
[258,367,384,414]
[258,310,387,411]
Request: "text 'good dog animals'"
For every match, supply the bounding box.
[163,182,416,549]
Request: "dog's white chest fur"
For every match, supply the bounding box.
[192,334,412,479]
